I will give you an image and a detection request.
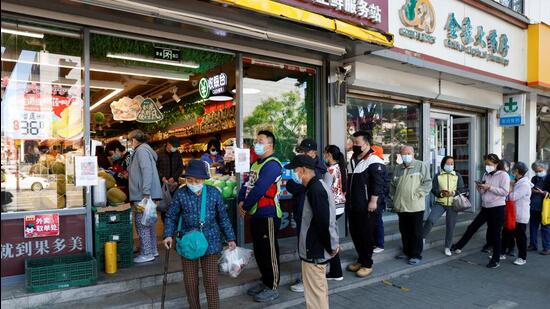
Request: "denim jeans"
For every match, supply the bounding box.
[529,210,550,250]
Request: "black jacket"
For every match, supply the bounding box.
[156,149,184,181]
[347,150,388,213]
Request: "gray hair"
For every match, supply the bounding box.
[400,145,415,154]
[532,160,548,171]
[128,129,149,143]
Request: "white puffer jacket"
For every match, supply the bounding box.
[509,177,533,224]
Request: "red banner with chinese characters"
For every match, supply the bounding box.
[1,215,86,277]
[24,214,60,238]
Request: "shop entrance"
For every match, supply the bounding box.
[429,112,479,211]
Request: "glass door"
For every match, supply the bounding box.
[452,117,476,209]
[430,113,451,176]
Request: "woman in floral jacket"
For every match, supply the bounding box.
[163,160,236,309]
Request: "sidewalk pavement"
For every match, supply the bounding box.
[288,250,549,309]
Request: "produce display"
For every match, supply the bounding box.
[107,187,127,205]
[98,171,116,189]
[205,174,238,199]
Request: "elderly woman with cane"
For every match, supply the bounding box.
[163,160,236,309]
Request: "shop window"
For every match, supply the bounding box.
[492,0,524,14]
[537,103,550,161]
[1,20,85,212]
[346,97,422,170]
[242,57,316,163]
[501,126,518,163]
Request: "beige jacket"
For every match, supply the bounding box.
[390,160,432,213]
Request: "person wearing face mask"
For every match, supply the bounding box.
[500,162,532,265]
[346,131,388,278]
[286,139,332,292]
[105,140,131,195]
[422,156,465,256]
[390,145,432,266]
[237,130,284,303]
[163,160,236,309]
[157,135,184,194]
[127,130,163,263]
[529,161,550,255]
[201,138,224,174]
[451,154,510,269]
[284,155,339,309]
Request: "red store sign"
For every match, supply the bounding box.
[1,215,86,277]
[24,214,60,238]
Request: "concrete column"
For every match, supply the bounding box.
[328,105,347,151]
[518,93,538,176]
[487,109,501,156]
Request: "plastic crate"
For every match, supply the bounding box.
[25,253,97,293]
[93,208,132,230]
[96,246,134,270]
[93,225,133,254]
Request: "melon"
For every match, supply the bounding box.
[51,162,66,175]
[107,187,127,204]
[98,171,116,189]
[56,176,66,195]
[222,186,233,199]
[30,163,50,175]
[57,194,66,209]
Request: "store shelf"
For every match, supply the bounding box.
[150,127,235,144]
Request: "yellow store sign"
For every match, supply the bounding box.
[528,23,550,90]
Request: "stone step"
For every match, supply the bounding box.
[23,219,481,309]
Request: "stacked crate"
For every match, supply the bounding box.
[93,206,133,271]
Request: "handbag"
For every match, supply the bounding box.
[452,193,472,212]
[542,193,550,225]
[504,198,516,231]
[156,183,173,213]
[175,186,209,260]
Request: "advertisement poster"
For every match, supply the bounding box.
[24,214,60,238]
[74,156,98,186]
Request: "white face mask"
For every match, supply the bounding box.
[485,165,496,174]
[402,154,413,164]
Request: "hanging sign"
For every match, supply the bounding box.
[7,83,52,140]
[136,97,164,123]
[199,73,228,99]
[399,0,436,44]
[111,96,142,121]
[499,94,525,126]
[24,214,60,238]
[154,47,181,61]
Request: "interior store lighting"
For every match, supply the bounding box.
[106,53,199,69]
[232,88,260,94]
[90,88,124,111]
[1,28,44,39]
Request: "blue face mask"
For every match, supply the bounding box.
[509,174,516,181]
[291,170,302,185]
[402,154,413,164]
[171,148,177,153]
[254,143,267,156]
[537,172,547,178]
[112,154,121,161]
[443,165,454,173]
[187,183,203,193]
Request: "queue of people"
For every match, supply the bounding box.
[102,127,548,309]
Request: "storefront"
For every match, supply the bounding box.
[329,0,531,212]
[1,0,393,281]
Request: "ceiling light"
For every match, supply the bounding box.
[90,88,124,111]
[106,53,199,69]
[232,88,261,94]
[172,93,181,103]
[209,95,233,101]
[91,63,190,81]
[1,28,44,39]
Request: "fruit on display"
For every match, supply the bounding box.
[56,175,66,195]
[107,187,127,204]
[98,171,116,189]
[208,174,238,199]
[222,186,233,199]
[57,98,84,140]
[30,163,50,175]
[57,194,66,209]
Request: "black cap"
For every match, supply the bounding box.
[167,136,180,147]
[296,138,317,153]
[284,155,316,170]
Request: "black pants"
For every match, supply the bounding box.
[398,211,424,259]
[502,223,527,260]
[328,214,343,277]
[251,217,281,289]
[349,210,379,268]
[454,206,505,263]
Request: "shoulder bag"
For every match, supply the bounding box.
[175,186,209,260]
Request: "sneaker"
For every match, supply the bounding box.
[133,254,155,263]
[527,244,538,251]
[488,255,506,260]
[346,262,362,272]
[486,261,500,269]
[326,274,344,281]
[254,288,280,303]
[247,283,266,296]
[408,258,422,266]
[513,258,526,266]
[444,248,452,256]
[290,281,304,293]
[540,250,550,256]
[373,247,385,254]
[394,254,408,260]
[153,250,159,257]
[356,267,373,278]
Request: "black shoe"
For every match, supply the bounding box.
[506,250,516,257]
[481,245,492,254]
[486,261,500,269]
[527,244,538,251]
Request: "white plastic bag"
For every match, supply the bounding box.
[140,198,158,226]
[218,246,253,278]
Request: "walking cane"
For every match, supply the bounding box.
[161,240,172,309]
